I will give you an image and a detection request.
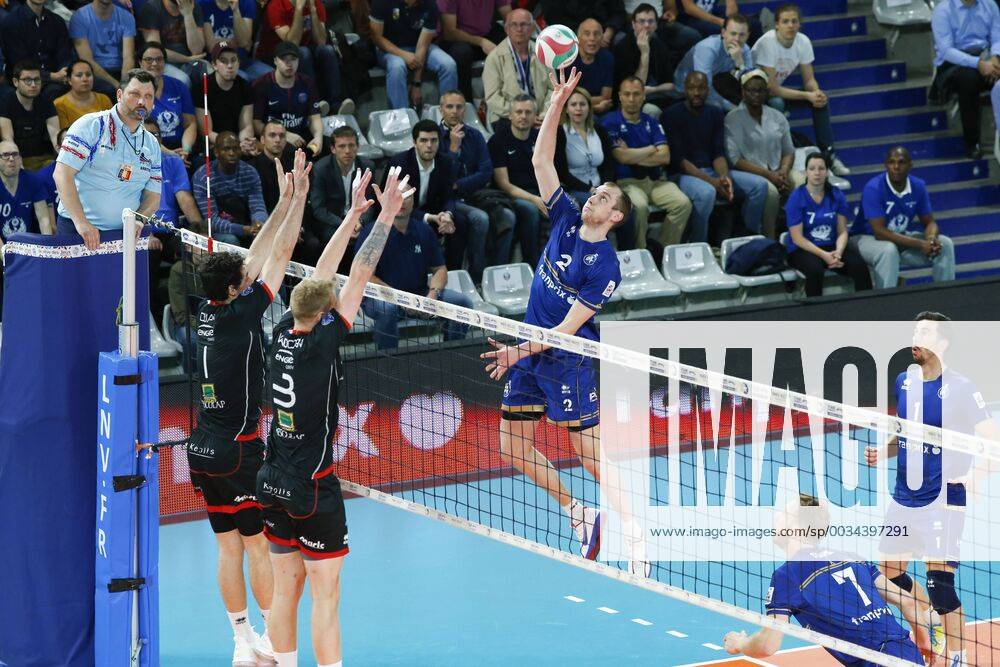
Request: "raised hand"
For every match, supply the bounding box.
[372,166,415,221]
[290,149,313,197]
[275,156,293,199]
[480,337,528,380]
[348,168,375,216]
[547,66,582,108]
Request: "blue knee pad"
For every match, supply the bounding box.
[926,570,961,615]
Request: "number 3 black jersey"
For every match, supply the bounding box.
[195,280,274,440]
[266,309,351,480]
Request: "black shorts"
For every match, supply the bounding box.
[256,463,349,560]
[187,429,264,536]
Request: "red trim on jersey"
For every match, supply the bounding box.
[60,145,88,161]
[313,463,337,480]
[235,431,259,442]
[337,311,353,331]
[299,545,348,560]
[204,500,262,515]
[290,328,308,335]
[258,280,274,303]
[208,299,222,306]
[263,528,297,548]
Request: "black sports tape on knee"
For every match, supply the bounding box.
[926,570,961,615]
[501,410,543,422]
[889,572,914,593]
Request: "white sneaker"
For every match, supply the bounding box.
[337,98,356,116]
[625,529,651,578]
[830,155,851,176]
[232,634,257,667]
[254,629,276,664]
[573,506,601,560]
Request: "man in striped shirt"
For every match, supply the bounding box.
[192,131,267,246]
[187,148,310,666]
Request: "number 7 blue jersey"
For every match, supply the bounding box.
[524,188,621,341]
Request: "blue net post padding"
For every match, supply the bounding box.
[0,231,150,667]
[137,352,160,667]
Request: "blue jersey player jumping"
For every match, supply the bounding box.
[864,312,999,667]
[479,68,639,572]
[723,497,932,666]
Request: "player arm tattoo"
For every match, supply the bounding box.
[355,222,390,268]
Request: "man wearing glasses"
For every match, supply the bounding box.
[613,4,682,111]
[483,8,552,128]
[0,61,61,171]
[53,68,162,250]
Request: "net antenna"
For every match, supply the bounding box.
[202,71,213,250]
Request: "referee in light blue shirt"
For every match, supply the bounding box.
[54,68,162,250]
[930,0,1000,157]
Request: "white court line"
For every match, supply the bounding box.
[564,595,585,603]
[597,606,619,614]
[674,657,775,667]
[702,643,724,650]
[667,630,689,638]
[631,618,653,626]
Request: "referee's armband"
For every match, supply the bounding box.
[58,123,99,169]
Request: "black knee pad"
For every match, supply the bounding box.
[889,572,914,593]
[502,410,542,422]
[926,570,961,615]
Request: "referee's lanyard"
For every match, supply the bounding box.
[510,40,533,97]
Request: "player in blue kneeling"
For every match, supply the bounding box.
[480,68,640,572]
[723,496,932,666]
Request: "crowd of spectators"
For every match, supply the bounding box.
[0,0,973,324]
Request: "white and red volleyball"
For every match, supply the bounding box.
[535,25,579,71]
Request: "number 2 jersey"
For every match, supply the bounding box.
[265,309,351,482]
[766,552,916,665]
[195,280,274,441]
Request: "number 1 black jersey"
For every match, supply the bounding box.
[266,309,351,480]
[195,280,274,440]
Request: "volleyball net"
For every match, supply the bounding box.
[168,229,1000,666]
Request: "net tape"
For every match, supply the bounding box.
[180,228,951,667]
[181,229,1000,462]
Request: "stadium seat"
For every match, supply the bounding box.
[150,314,179,360]
[482,263,533,318]
[794,147,850,190]
[615,249,683,318]
[719,236,798,305]
[160,305,185,354]
[322,114,385,161]
[421,102,493,140]
[367,108,420,157]
[872,0,932,51]
[446,269,500,315]
[779,232,856,296]
[661,243,740,312]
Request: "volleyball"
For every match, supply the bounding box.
[535,24,579,71]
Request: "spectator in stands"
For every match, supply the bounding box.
[658,0,706,60]
[252,42,325,157]
[54,60,113,131]
[0,61,60,171]
[483,8,553,127]
[387,119,472,272]
[541,0,626,48]
[752,4,850,176]
[309,125,375,256]
[674,14,753,111]
[0,0,72,102]
[614,4,683,110]
[251,121,297,213]
[438,90,492,282]
[488,94,543,266]
[575,19,615,114]
[138,0,207,87]
[850,146,955,289]
[200,0,272,81]
[140,43,198,162]
[370,0,458,110]
[601,76,692,249]
[784,152,871,296]
[664,70,767,242]
[358,191,473,350]
[196,42,256,153]
[145,118,204,231]
[69,0,137,98]
[555,88,636,247]
[677,0,736,37]
[192,131,267,245]
[258,0,352,113]
[929,0,1000,159]
[725,69,802,238]
[31,129,63,225]
[0,140,53,244]
[438,0,511,101]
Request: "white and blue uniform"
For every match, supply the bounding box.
[854,173,933,236]
[56,108,162,231]
[0,170,45,241]
[767,552,923,666]
[501,188,621,428]
[881,369,990,562]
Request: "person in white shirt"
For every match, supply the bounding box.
[751,3,849,175]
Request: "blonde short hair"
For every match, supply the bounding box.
[290,278,335,321]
